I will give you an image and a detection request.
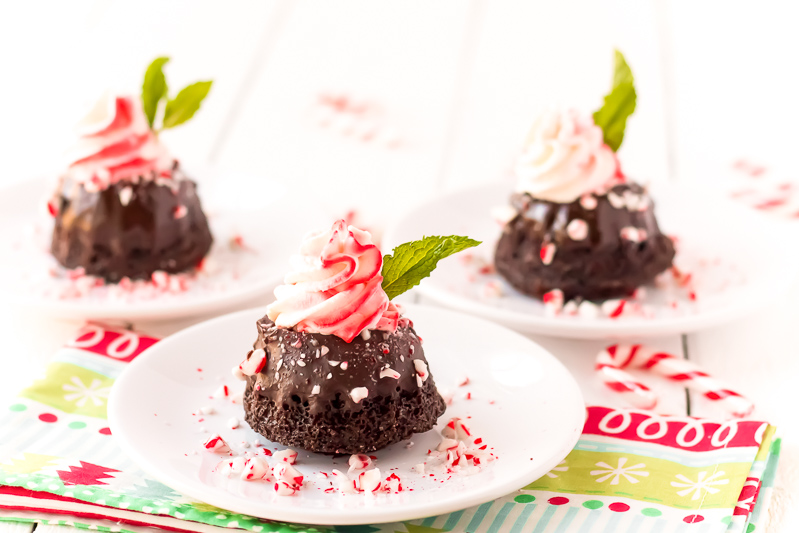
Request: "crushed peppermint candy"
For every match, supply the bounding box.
[566,219,588,241]
[228,417,240,429]
[540,242,556,265]
[620,226,647,243]
[273,449,298,465]
[355,468,383,493]
[607,191,626,209]
[577,300,600,319]
[413,359,429,387]
[350,387,369,403]
[601,299,627,318]
[579,194,598,210]
[311,384,321,395]
[348,454,372,473]
[212,385,230,399]
[379,367,401,380]
[542,289,565,316]
[239,348,266,376]
[241,456,272,481]
[418,417,495,476]
[216,456,246,476]
[441,417,472,440]
[118,187,133,206]
[203,434,231,454]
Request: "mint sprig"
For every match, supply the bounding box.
[163,81,213,129]
[381,235,481,300]
[140,56,213,132]
[592,49,636,151]
[142,57,169,128]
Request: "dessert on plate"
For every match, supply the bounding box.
[494,51,675,302]
[235,220,478,454]
[48,57,214,283]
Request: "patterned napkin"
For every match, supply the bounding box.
[0,325,780,533]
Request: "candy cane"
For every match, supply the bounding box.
[596,344,754,418]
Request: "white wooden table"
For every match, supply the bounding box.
[0,1,797,531]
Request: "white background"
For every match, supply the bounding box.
[0,1,798,531]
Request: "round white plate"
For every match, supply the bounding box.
[109,304,584,525]
[383,182,799,339]
[0,176,329,321]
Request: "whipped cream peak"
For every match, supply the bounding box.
[267,220,399,342]
[514,107,620,204]
[64,92,172,191]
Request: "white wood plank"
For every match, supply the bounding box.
[664,1,799,183]
[213,0,478,226]
[670,4,799,529]
[0,0,284,187]
[440,0,671,192]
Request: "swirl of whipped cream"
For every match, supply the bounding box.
[64,93,171,191]
[266,220,399,343]
[514,108,619,203]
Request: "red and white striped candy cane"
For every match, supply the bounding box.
[596,344,754,418]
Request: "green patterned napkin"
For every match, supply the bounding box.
[0,324,780,533]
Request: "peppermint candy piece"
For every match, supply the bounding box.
[413,360,429,388]
[540,242,556,265]
[203,434,230,454]
[239,348,266,376]
[241,456,272,482]
[273,449,298,465]
[350,387,369,403]
[566,219,588,241]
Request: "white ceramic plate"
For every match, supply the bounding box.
[0,175,329,321]
[383,181,799,339]
[109,304,584,525]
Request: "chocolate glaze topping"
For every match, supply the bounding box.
[243,316,446,454]
[495,183,675,301]
[50,163,213,282]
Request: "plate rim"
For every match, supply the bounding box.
[383,181,799,339]
[109,303,585,525]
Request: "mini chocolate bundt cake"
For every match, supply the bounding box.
[242,316,445,454]
[50,164,213,283]
[234,220,459,454]
[48,61,215,283]
[494,52,675,302]
[495,183,675,301]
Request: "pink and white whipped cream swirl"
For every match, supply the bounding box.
[266,220,399,343]
[514,108,622,203]
[64,93,172,192]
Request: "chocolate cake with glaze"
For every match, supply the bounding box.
[495,183,675,301]
[50,163,213,283]
[235,220,460,455]
[48,61,214,283]
[242,316,445,454]
[494,52,674,302]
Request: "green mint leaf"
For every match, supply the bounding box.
[162,80,213,130]
[141,57,170,129]
[592,49,637,151]
[381,235,481,300]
